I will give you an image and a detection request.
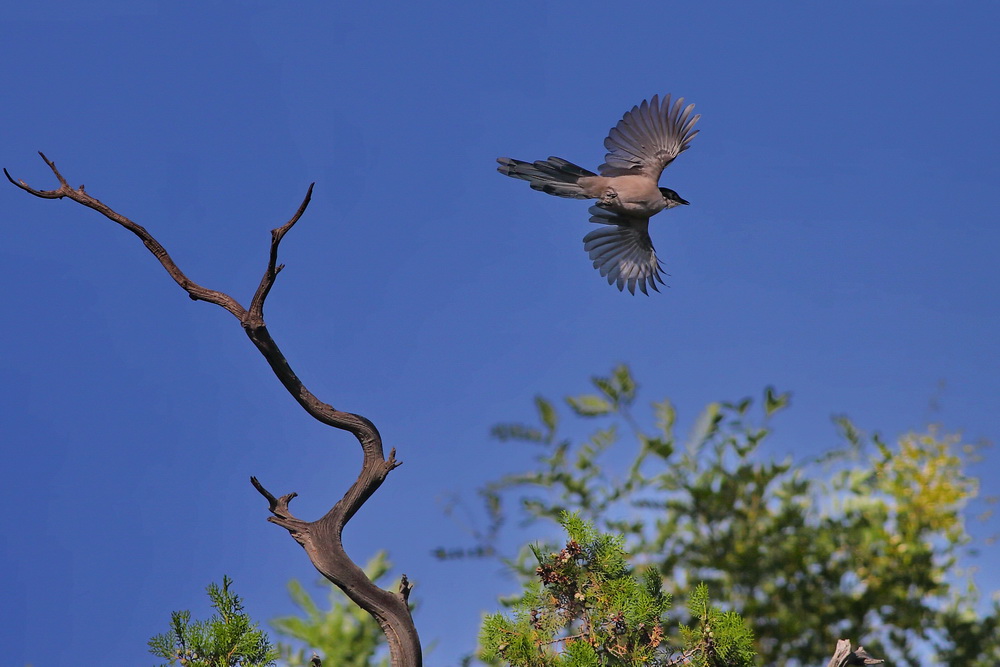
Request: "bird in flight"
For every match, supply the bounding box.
[497,94,699,294]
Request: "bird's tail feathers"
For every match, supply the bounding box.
[496,156,595,199]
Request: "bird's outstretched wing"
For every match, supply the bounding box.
[598,94,699,180]
[583,206,666,295]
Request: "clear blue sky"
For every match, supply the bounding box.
[2,2,998,665]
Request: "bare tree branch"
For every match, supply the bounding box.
[5,152,246,317]
[6,153,422,666]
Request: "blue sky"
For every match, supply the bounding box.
[2,2,999,665]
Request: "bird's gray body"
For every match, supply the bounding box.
[578,174,671,217]
[497,94,699,294]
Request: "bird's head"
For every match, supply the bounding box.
[659,187,689,208]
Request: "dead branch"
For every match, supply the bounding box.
[5,153,421,666]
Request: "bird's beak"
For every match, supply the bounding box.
[679,197,690,205]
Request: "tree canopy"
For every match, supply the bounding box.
[460,365,997,666]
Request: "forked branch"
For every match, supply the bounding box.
[6,153,421,666]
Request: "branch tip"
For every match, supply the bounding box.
[386,447,403,470]
[249,182,315,318]
[399,573,413,602]
[37,151,69,186]
[250,475,277,503]
[272,182,314,237]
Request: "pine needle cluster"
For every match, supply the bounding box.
[148,576,277,667]
[479,513,755,666]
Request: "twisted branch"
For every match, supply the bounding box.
[6,153,421,666]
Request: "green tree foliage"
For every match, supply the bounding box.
[270,553,391,667]
[148,576,277,667]
[479,513,755,667]
[470,365,998,666]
